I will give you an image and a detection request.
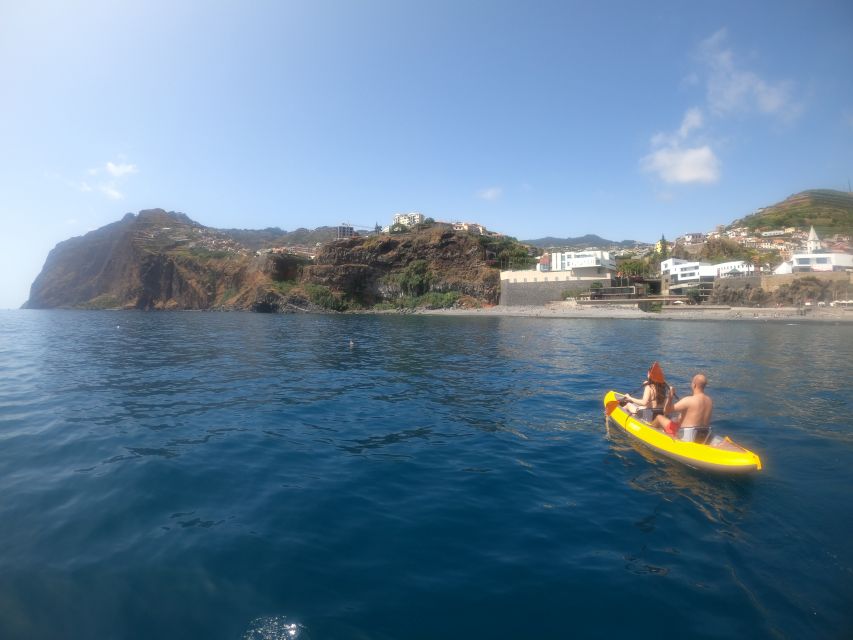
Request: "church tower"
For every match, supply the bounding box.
[806,226,822,253]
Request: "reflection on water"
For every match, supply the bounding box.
[605,417,753,528]
[242,616,308,640]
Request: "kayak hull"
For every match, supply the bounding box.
[603,390,762,474]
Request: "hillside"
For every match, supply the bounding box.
[24,210,505,311]
[731,189,853,236]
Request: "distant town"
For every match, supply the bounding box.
[241,197,853,307]
[299,200,851,309]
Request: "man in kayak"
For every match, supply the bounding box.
[652,373,713,440]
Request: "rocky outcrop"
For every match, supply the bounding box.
[302,229,500,305]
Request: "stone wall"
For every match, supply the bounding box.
[712,276,761,293]
[499,270,609,306]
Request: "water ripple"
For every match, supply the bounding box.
[0,311,851,638]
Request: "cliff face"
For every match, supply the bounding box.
[25,211,502,311]
[25,210,279,310]
[303,229,500,305]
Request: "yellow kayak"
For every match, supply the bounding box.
[603,390,762,473]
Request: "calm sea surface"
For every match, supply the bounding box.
[0,310,851,639]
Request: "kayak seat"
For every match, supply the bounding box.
[678,426,711,444]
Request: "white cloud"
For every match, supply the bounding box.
[678,108,703,138]
[651,108,705,148]
[642,145,719,184]
[68,158,137,199]
[642,30,803,189]
[699,28,801,121]
[99,184,124,200]
[477,186,503,201]
[105,161,138,177]
[643,107,719,185]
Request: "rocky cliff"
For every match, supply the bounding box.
[24,210,290,310]
[25,210,503,311]
[303,229,500,306]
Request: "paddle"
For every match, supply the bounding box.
[605,390,640,417]
[605,398,622,416]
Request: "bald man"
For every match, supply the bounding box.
[653,374,713,439]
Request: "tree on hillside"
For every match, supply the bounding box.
[617,258,648,276]
[646,235,669,274]
[397,260,433,297]
[685,288,702,305]
[478,235,535,270]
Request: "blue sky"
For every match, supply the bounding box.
[2,0,852,308]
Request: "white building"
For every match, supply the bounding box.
[539,250,616,278]
[773,227,853,274]
[393,212,425,227]
[710,260,758,278]
[681,232,705,244]
[381,211,426,233]
[660,258,710,292]
[452,221,487,235]
[660,257,757,294]
[773,252,853,274]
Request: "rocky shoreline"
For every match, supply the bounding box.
[412,301,853,323]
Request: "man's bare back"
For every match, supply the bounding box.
[653,374,713,434]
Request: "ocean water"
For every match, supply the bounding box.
[0,310,851,639]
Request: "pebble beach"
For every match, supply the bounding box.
[416,300,853,322]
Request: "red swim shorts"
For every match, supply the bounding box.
[665,420,680,436]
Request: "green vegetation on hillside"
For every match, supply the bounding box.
[672,237,758,263]
[478,235,535,270]
[218,226,337,250]
[301,283,347,311]
[394,260,433,297]
[185,247,233,261]
[734,189,853,236]
[77,294,122,310]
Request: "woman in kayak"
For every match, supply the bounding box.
[622,362,667,418]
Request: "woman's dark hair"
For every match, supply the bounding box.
[650,381,667,406]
